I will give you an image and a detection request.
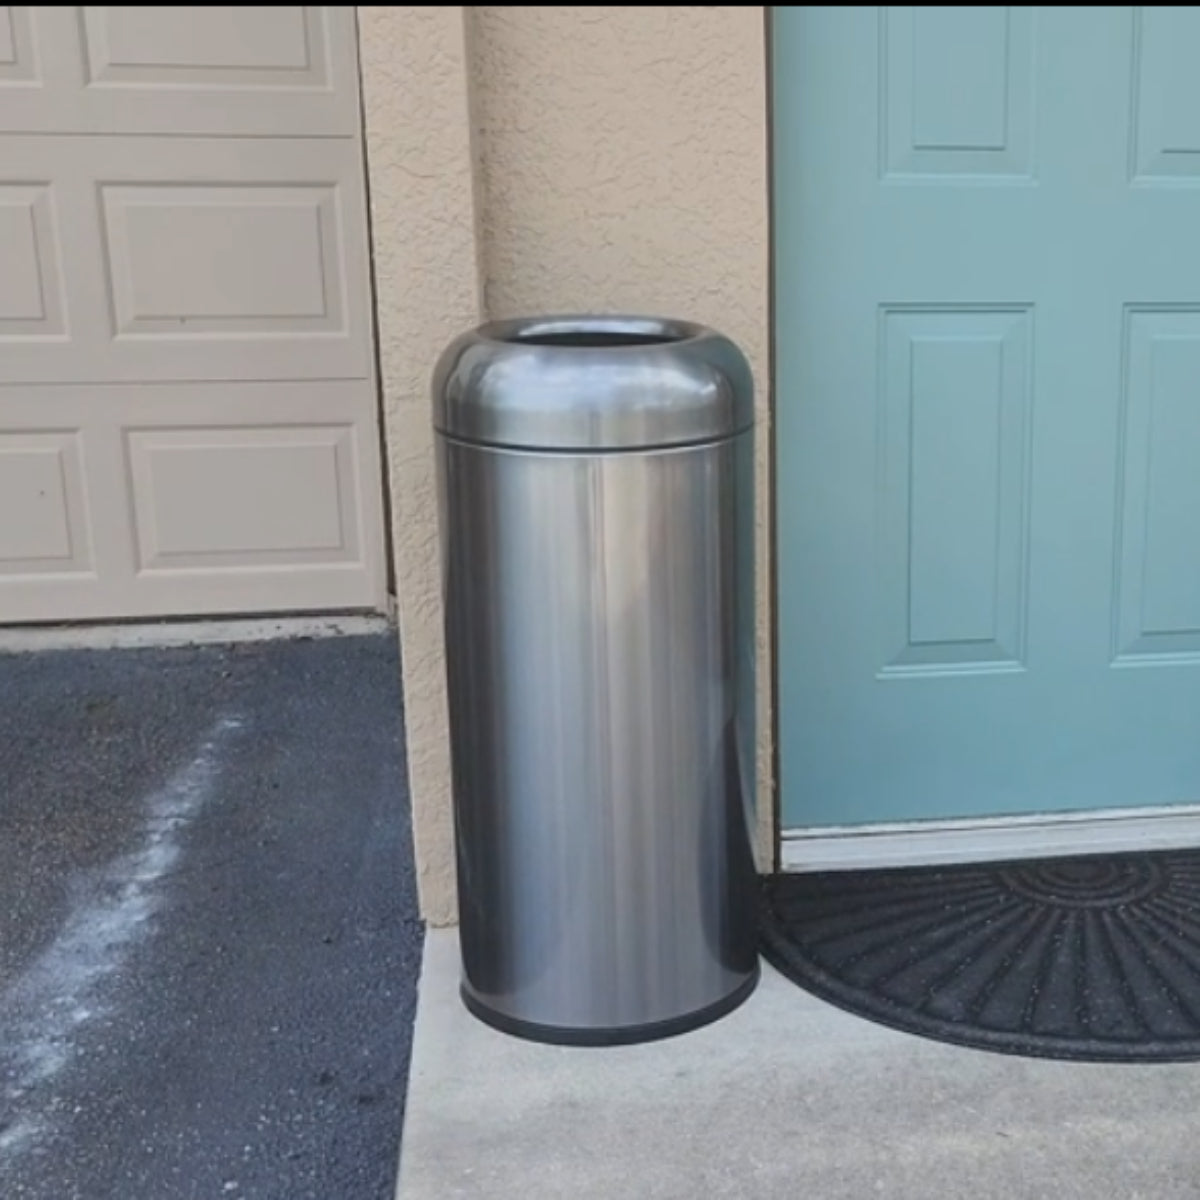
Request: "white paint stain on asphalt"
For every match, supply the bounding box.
[0,714,243,1165]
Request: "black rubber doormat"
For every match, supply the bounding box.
[760,850,1200,1062]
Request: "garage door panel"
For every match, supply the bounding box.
[0,156,113,379]
[102,184,344,336]
[81,6,319,83]
[0,429,93,577]
[0,184,67,338]
[0,6,35,82]
[0,136,372,383]
[0,381,385,621]
[1,7,357,135]
[0,8,18,65]
[0,8,79,130]
[126,425,362,572]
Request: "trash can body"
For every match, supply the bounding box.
[434,316,758,1045]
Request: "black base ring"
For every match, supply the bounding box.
[460,961,760,1047]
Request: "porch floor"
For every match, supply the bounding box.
[400,928,1200,1199]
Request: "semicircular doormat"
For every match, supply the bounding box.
[760,850,1200,1062]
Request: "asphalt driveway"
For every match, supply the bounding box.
[0,632,422,1200]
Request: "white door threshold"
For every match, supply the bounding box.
[781,804,1200,872]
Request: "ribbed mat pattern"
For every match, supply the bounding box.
[761,851,1200,1062]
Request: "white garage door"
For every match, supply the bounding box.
[0,6,387,623]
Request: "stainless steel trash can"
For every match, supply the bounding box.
[434,314,758,1045]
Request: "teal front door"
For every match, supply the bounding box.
[776,7,1200,829]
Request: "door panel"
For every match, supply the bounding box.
[775,7,1200,828]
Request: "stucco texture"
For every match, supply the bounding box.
[358,5,772,922]
[358,6,481,926]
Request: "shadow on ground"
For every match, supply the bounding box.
[0,632,422,1200]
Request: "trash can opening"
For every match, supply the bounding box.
[492,316,697,350]
[510,330,681,348]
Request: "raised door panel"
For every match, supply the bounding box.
[0,6,35,82]
[881,5,1035,180]
[1114,308,1200,662]
[0,381,385,621]
[878,306,1032,675]
[1131,6,1200,183]
[0,184,67,341]
[0,7,359,135]
[77,6,359,136]
[125,425,363,573]
[0,431,93,579]
[0,136,372,384]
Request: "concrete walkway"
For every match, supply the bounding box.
[0,633,421,1200]
[401,929,1200,1199]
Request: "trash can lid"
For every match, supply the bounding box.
[433,315,754,451]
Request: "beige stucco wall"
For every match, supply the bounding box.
[359,6,772,924]
[358,6,482,926]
